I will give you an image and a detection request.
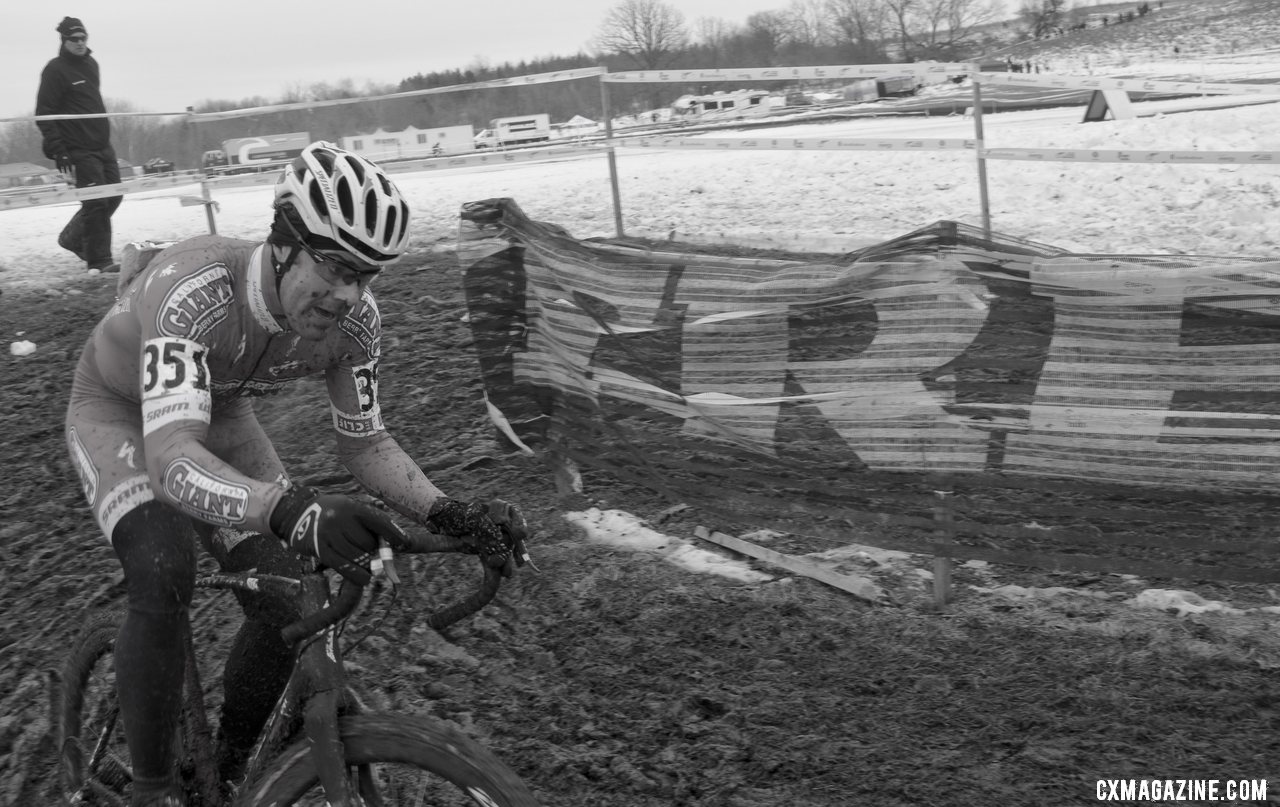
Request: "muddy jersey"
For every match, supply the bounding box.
[68,234,400,538]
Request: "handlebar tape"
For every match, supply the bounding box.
[425,563,502,630]
[280,579,363,645]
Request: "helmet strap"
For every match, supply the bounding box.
[270,242,304,277]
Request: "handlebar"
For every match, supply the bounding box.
[279,520,531,645]
[280,577,363,645]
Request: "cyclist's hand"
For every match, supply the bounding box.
[426,498,527,575]
[271,486,407,585]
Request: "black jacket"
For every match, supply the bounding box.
[35,48,111,158]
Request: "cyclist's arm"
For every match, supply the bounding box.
[324,348,448,526]
[136,263,286,533]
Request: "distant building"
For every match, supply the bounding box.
[0,161,67,195]
[673,90,779,119]
[341,124,476,161]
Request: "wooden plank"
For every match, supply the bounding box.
[694,527,884,604]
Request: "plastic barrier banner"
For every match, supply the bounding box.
[459,197,1280,495]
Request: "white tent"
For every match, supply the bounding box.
[556,114,598,136]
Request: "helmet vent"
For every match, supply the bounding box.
[345,156,366,186]
[364,188,378,235]
[275,141,410,266]
[306,183,329,223]
[383,203,399,245]
[336,177,355,225]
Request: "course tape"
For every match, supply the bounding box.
[977,71,1280,96]
[615,136,1275,164]
[2,67,608,125]
[603,63,972,83]
[192,67,608,122]
[0,174,200,211]
[619,136,976,152]
[983,148,1280,164]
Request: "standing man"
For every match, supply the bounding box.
[36,16,122,273]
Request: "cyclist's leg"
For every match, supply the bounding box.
[196,402,303,782]
[113,502,198,803]
[209,533,305,781]
[66,380,195,805]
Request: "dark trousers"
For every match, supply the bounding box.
[60,146,123,267]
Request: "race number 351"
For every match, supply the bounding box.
[141,337,210,399]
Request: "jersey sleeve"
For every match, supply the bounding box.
[326,292,449,524]
[326,291,386,440]
[136,257,286,533]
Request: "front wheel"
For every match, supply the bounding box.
[239,712,540,806]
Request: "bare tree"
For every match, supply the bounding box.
[882,0,919,59]
[1017,0,1067,40]
[743,10,791,64]
[826,0,892,62]
[595,0,689,70]
[784,0,835,50]
[884,0,1002,60]
[692,16,736,68]
[912,0,1004,58]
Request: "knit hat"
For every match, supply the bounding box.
[57,17,87,39]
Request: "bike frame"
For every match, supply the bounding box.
[241,571,361,804]
[181,566,367,806]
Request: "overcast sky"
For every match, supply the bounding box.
[3,1,794,118]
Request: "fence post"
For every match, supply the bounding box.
[970,76,993,238]
[598,70,625,239]
[932,475,956,607]
[200,178,217,235]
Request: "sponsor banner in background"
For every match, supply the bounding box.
[620,137,976,152]
[459,198,1280,493]
[984,71,1280,96]
[603,63,972,83]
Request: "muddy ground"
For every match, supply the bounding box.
[2,250,1279,806]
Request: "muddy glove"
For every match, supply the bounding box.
[426,498,526,575]
[271,486,407,585]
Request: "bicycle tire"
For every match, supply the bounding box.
[58,611,131,806]
[239,712,540,806]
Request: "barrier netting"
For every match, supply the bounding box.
[459,198,1280,582]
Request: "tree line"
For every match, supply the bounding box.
[2,0,1056,171]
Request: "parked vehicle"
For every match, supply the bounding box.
[204,131,310,174]
[475,114,551,148]
[143,157,176,174]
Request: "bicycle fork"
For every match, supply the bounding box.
[237,575,368,806]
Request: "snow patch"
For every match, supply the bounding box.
[565,508,772,583]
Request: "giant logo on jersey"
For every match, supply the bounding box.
[339,293,380,359]
[162,458,250,526]
[157,263,234,341]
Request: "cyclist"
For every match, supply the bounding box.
[64,141,523,807]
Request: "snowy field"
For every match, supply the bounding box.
[1,84,1278,296]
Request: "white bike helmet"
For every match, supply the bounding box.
[274,141,411,266]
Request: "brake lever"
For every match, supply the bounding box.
[511,531,538,572]
[370,541,401,585]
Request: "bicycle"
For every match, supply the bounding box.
[55,512,541,807]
